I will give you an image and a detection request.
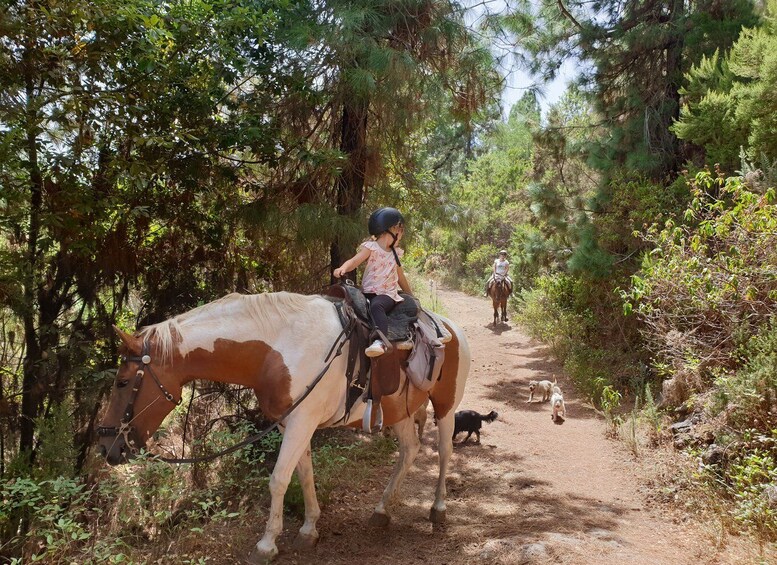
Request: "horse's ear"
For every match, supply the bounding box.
[113,325,138,351]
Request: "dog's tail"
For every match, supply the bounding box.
[482,410,498,424]
[553,376,557,386]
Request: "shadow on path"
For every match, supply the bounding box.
[271,445,632,565]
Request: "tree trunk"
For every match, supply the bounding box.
[661,0,686,177]
[19,46,43,463]
[330,94,369,282]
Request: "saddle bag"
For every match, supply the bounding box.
[406,319,446,392]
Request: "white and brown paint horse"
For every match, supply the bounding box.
[97,291,470,563]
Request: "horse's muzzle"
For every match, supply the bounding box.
[98,438,134,466]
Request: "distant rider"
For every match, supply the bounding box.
[485,250,512,296]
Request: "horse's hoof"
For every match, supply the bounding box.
[368,511,391,527]
[292,533,319,551]
[246,546,278,565]
[429,507,446,523]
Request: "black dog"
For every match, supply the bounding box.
[452,410,498,443]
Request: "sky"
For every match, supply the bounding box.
[500,59,578,119]
[461,0,579,120]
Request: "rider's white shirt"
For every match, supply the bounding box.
[494,258,509,277]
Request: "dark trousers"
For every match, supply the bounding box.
[364,293,397,338]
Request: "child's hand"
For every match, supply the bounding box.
[333,267,345,278]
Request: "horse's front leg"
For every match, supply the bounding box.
[430,409,455,523]
[493,304,499,326]
[501,300,508,322]
[291,444,320,550]
[369,417,420,527]
[249,420,318,564]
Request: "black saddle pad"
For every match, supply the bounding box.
[386,293,419,341]
[340,285,418,341]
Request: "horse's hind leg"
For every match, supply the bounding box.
[430,410,455,523]
[369,417,419,527]
[249,419,318,564]
[291,444,320,550]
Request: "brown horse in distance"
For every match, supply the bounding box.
[487,277,510,325]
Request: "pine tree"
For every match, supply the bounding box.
[497,0,758,278]
[502,0,757,182]
[674,0,777,177]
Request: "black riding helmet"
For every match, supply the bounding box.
[368,207,404,266]
[368,207,404,236]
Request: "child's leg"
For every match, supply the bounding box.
[368,294,397,338]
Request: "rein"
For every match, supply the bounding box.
[102,310,356,465]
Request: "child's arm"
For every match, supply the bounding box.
[333,246,371,279]
[397,266,413,295]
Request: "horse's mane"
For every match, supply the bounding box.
[138,292,318,363]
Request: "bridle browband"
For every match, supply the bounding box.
[96,341,181,453]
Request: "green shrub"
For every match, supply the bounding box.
[0,475,92,563]
[464,244,499,280]
[516,273,633,396]
[0,421,400,563]
[627,171,777,406]
[728,440,777,541]
[593,378,623,438]
[515,273,588,357]
[639,383,664,447]
[712,321,777,429]
[696,431,777,542]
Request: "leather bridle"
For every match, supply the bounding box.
[96,341,181,454]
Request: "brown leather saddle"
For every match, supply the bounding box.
[322,283,420,429]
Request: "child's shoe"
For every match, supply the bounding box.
[396,339,414,350]
[365,339,386,358]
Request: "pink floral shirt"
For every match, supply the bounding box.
[360,240,404,302]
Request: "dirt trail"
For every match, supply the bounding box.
[269,287,759,565]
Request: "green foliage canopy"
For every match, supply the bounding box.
[674,0,777,176]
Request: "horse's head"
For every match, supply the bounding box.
[491,278,506,297]
[97,326,182,465]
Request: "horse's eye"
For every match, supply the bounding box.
[116,379,129,388]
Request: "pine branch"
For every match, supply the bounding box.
[556,0,583,31]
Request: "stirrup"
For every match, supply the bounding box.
[362,399,383,433]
